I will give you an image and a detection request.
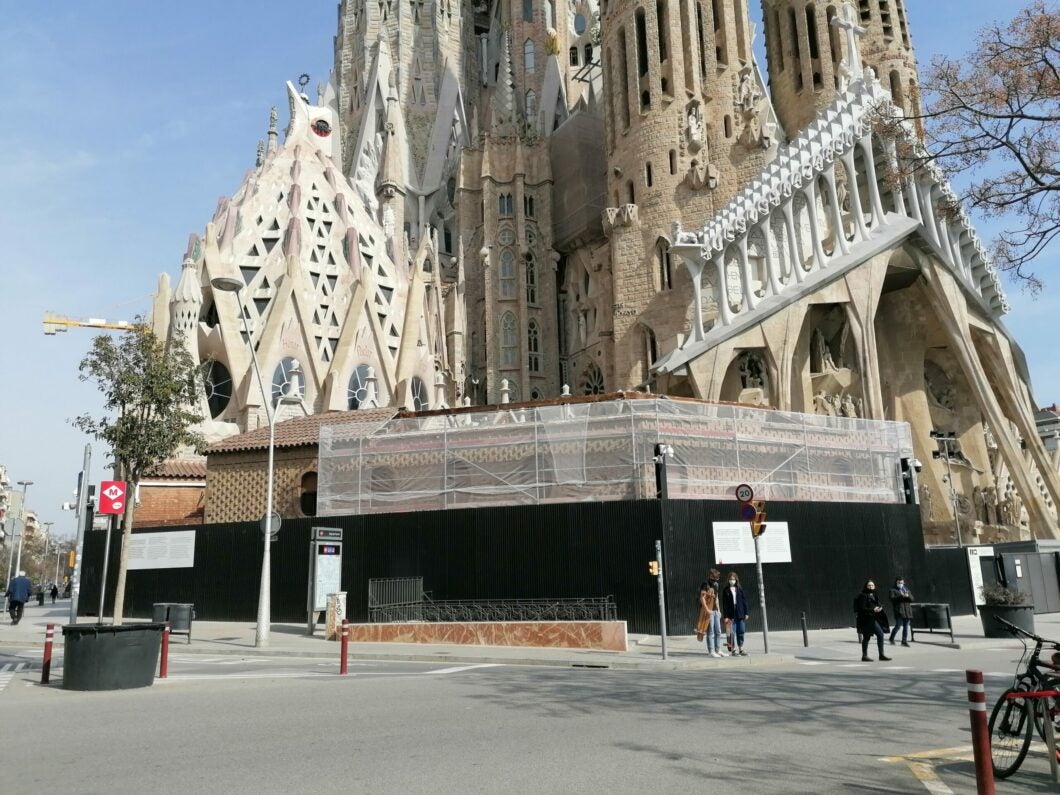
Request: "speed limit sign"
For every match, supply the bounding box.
[735,483,754,504]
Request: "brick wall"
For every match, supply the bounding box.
[134,484,205,528]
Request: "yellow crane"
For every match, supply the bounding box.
[42,311,140,335]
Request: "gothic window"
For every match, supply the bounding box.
[574,12,587,34]
[524,39,536,74]
[500,249,517,299]
[570,47,579,66]
[615,31,631,130]
[499,192,513,216]
[525,89,538,122]
[656,238,673,291]
[642,325,659,370]
[656,0,669,62]
[712,0,727,65]
[526,251,537,303]
[523,0,533,22]
[347,363,372,409]
[501,312,518,366]
[523,194,535,217]
[271,357,305,403]
[584,43,593,63]
[626,180,635,204]
[201,360,232,419]
[528,320,541,372]
[410,376,429,411]
[582,363,605,395]
[635,9,649,78]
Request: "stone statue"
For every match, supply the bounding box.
[354,131,383,215]
[813,389,833,416]
[982,423,998,450]
[999,489,1013,526]
[827,393,842,416]
[1010,487,1023,530]
[738,351,766,389]
[984,486,998,525]
[919,484,934,520]
[686,104,704,154]
[837,58,853,92]
[973,485,987,524]
[812,328,837,373]
[735,67,761,113]
[840,394,858,419]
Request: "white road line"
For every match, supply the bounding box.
[425,664,505,675]
[930,669,962,673]
[880,666,913,671]
[984,672,1011,678]
[907,762,955,795]
[0,673,14,694]
[838,663,868,668]
[159,672,334,682]
[796,661,830,666]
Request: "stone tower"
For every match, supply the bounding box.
[596,0,779,391]
[762,0,922,137]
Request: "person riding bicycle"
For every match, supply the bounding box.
[5,570,33,625]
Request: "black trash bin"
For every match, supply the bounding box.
[61,623,164,691]
[152,603,172,623]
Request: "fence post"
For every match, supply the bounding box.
[800,612,809,647]
[41,624,55,684]
[966,670,995,795]
[340,618,349,675]
[159,621,170,679]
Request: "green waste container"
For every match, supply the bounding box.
[61,623,164,691]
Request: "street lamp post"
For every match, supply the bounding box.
[41,521,54,584]
[212,277,276,648]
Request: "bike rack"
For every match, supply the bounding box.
[1005,689,1060,783]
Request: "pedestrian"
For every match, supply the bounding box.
[720,571,750,656]
[855,580,892,662]
[36,584,45,606]
[706,568,727,657]
[50,583,59,605]
[889,576,913,647]
[694,579,722,657]
[5,570,33,625]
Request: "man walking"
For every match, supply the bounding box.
[5,571,33,625]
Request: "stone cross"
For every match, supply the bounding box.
[832,2,867,78]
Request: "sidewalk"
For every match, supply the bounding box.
[0,600,1042,671]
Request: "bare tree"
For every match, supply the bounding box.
[920,1,1059,291]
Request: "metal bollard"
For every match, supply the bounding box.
[966,670,995,795]
[340,618,349,675]
[159,621,170,679]
[41,624,55,684]
[800,612,809,647]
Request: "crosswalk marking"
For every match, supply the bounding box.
[426,664,504,675]
[0,672,14,695]
[0,663,28,673]
[880,666,913,671]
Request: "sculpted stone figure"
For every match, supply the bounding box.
[973,485,987,524]
[841,394,858,419]
[813,389,833,416]
[919,483,934,520]
[687,104,704,154]
[984,486,998,525]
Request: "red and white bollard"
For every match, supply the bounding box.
[159,621,170,679]
[966,670,996,795]
[41,624,55,685]
[340,618,349,676]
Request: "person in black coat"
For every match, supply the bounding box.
[889,576,913,647]
[855,580,892,662]
[720,571,750,656]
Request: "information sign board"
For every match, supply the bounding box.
[712,522,792,565]
[127,530,196,570]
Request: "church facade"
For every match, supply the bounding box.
[149,0,1060,542]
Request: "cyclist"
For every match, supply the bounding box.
[5,570,33,625]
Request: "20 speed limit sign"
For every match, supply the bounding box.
[734,483,754,504]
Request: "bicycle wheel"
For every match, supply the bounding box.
[990,688,1033,778]
[1031,696,1060,761]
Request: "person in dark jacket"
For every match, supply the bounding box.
[720,571,750,656]
[5,571,33,625]
[855,580,892,662]
[889,576,913,647]
[50,584,59,604]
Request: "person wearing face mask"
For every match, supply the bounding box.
[855,580,892,662]
[720,571,750,656]
[889,576,914,647]
[706,569,727,657]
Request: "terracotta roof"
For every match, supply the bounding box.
[206,408,399,454]
[146,457,208,479]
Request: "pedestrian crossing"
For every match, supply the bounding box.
[0,663,27,695]
[795,659,1012,678]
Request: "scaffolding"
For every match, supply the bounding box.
[317,397,914,516]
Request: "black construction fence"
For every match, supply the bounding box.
[79,498,973,635]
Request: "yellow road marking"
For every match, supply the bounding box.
[907,762,955,795]
[880,746,972,763]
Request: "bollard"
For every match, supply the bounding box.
[966,670,995,795]
[41,624,55,684]
[159,621,170,679]
[340,618,349,675]
[800,612,809,647]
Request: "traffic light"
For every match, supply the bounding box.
[648,560,660,576]
[68,550,76,568]
[750,500,767,537]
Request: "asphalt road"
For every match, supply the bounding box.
[1,645,1059,794]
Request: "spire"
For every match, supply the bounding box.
[170,258,202,352]
[255,140,265,167]
[267,107,279,152]
[378,66,406,195]
[491,34,517,136]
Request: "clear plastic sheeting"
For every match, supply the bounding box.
[316,398,914,516]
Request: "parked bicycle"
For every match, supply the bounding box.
[988,616,1060,778]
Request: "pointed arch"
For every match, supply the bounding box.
[528,319,541,372]
[501,311,518,366]
[524,39,536,74]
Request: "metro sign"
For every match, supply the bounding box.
[98,480,128,515]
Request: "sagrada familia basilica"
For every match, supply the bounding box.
[148,0,1060,540]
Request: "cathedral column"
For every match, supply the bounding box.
[781,201,805,284]
[822,167,849,256]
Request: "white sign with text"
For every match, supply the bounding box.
[713,522,792,565]
[127,530,196,570]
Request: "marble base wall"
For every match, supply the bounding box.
[341,621,628,651]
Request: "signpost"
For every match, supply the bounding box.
[98,481,127,515]
[307,527,343,636]
[734,485,771,654]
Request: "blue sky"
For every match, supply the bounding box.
[0,2,1055,538]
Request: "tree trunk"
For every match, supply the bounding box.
[110,482,138,625]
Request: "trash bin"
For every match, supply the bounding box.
[61,623,164,691]
[152,602,195,642]
[37,592,45,606]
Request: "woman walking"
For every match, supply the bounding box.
[694,579,723,657]
[889,576,913,647]
[720,571,750,656]
[855,580,892,662]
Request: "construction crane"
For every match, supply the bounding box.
[43,311,140,336]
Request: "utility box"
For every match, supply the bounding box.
[307,527,343,636]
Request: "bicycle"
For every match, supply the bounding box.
[988,616,1060,778]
